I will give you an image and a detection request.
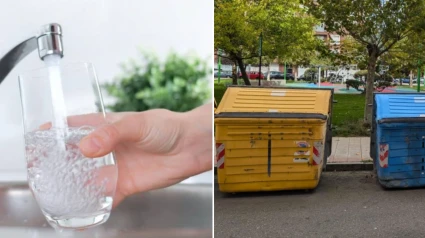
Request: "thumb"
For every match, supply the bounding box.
[79,115,141,158]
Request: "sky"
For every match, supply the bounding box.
[0,0,213,180]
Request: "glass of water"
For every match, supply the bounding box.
[18,60,118,231]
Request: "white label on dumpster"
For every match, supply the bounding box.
[271,91,286,96]
[420,114,425,117]
[293,158,309,163]
[294,150,310,156]
[269,109,278,112]
[414,97,425,103]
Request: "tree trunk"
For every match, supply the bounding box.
[409,70,413,88]
[364,46,378,125]
[232,61,238,85]
[236,57,251,85]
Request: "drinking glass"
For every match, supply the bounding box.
[18,61,118,231]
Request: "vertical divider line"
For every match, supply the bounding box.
[268,137,271,177]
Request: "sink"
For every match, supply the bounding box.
[0,182,212,238]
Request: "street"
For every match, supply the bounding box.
[215,171,425,238]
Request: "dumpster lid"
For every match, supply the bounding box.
[215,87,332,115]
[375,93,425,121]
[214,112,328,120]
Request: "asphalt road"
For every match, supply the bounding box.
[214,171,425,238]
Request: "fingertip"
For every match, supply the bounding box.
[79,135,103,158]
[79,124,121,158]
[39,122,52,130]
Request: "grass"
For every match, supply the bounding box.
[332,94,369,137]
[214,78,233,85]
[397,85,425,92]
[214,84,369,137]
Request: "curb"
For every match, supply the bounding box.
[324,163,374,171]
[213,163,373,175]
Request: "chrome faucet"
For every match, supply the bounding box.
[0,23,64,84]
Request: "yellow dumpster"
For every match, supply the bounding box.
[214,86,333,192]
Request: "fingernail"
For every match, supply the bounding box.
[80,136,102,155]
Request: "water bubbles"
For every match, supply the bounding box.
[25,127,115,218]
[78,125,95,133]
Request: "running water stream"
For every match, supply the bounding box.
[43,55,68,150]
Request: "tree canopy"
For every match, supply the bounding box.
[383,30,425,80]
[215,0,319,84]
[303,0,425,124]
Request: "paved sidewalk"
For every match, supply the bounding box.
[328,137,372,163]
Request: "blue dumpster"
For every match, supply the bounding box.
[371,93,425,188]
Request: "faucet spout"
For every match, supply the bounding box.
[0,37,37,85]
[0,23,64,85]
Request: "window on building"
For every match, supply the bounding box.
[314,23,325,31]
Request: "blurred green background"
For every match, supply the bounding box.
[102,51,211,112]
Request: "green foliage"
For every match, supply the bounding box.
[353,70,379,79]
[353,70,368,78]
[304,0,425,48]
[303,68,318,81]
[346,80,365,91]
[312,35,367,68]
[103,51,210,112]
[353,70,391,88]
[338,36,368,68]
[214,82,227,105]
[304,68,318,75]
[383,31,425,78]
[375,73,393,88]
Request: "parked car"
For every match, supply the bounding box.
[266,71,294,80]
[412,79,424,84]
[286,73,295,80]
[214,70,232,78]
[400,78,424,84]
[402,78,410,84]
[238,71,264,79]
[298,73,318,82]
